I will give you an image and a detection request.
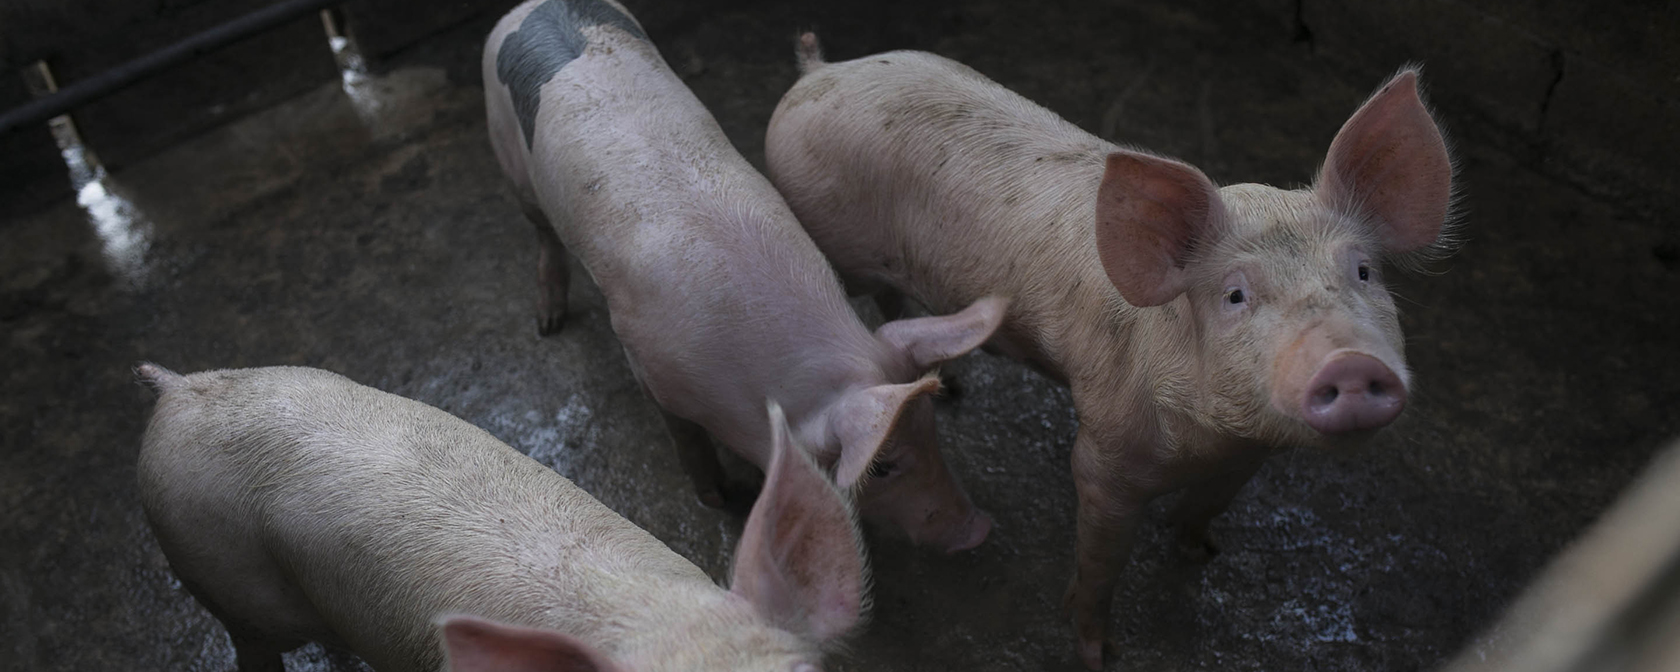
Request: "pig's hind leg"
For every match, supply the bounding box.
[522,201,570,336]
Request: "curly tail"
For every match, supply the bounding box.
[795,32,826,75]
[135,362,185,395]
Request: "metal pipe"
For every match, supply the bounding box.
[0,0,345,136]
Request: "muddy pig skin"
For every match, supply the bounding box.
[136,364,867,672]
[765,36,1456,669]
[482,0,1005,553]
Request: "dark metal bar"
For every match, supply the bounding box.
[0,0,345,136]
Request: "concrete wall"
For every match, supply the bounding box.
[0,0,325,218]
[1281,0,1678,215]
[0,64,67,217]
[0,0,519,220]
[3,0,1673,220]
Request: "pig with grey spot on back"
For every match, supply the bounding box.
[766,34,1458,669]
[135,363,865,672]
[484,0,1005,554]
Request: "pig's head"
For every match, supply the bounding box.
[1093,68,1454,449]
[814,296,1007,553]
[440,402,865,672]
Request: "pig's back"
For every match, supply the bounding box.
[485,0,797,291]
[768,51,1126,365]
[139,366,712,671]
[485,2,882,458]
[483,0,658,211]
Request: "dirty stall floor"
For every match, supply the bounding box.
[3,1,1678,671]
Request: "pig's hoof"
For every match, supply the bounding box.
[1178,537,1220,563]
[1062,585,1109,669]
[1076,636,1107,670]
[937,378,965,404]
[696,489,727,509]
[536,312,566,336]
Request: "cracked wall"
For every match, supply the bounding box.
[1286,0,1678,216]
[3,0,1674,223]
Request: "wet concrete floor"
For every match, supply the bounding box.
[3,1,1678,670]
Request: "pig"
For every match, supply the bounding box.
[481,0,1006,553]
[765,35,1456,668]
[135,363,867,672]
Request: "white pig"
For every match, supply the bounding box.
[482,0,1005,552]
[765,35,1456,668]
[136,363,865,672]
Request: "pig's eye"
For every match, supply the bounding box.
[1220,271,1251,314]
[1357,263,1371,282]
[868,460,897,479]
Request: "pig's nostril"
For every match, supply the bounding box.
[1300,353,1406,435]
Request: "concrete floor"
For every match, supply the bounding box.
[3,1,1678,670]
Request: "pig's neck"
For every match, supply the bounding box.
[1135,302,1248,453]
[502,530,813,667]
[595,587,815,668]
[696,337,899,470]
[784,349,907,466]
[1059,280,1265,462]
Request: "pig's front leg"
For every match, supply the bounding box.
[174,572,292,672]
[658,408,731,509]
[621,351,733,509]
[1062,428,1152,671]
[521,202,569,336]
[208,602,288,672]
[229,632,285,672]
[873,286,907,321]
[1167,455,1266,562]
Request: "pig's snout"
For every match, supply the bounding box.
[902,506,994,554]
[1300,353,1405,434]
[942,509,994,554]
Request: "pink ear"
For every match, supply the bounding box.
[876,296,1008,371]
[1094,150,1224,307]
[830,376,943,488]
[440,615,623,672]
[731,402,867,642]
[1315,69,1452,253]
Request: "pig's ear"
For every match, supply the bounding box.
[1095,149,1225,307]
[1315,68,1453,253]
[829,376,943,488]
[875,295,1008,371]
[732,401,867,642]
[440,615,624,672]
